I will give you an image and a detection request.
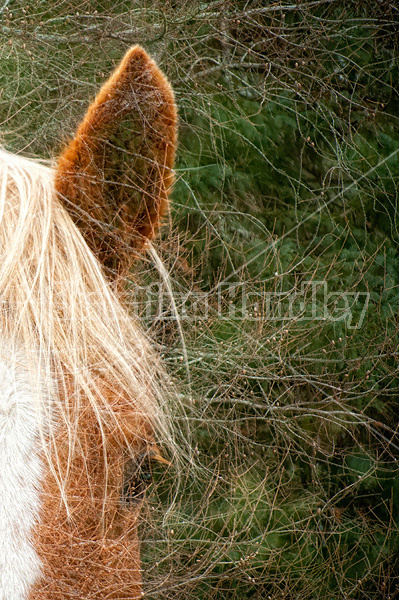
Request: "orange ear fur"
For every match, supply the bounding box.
[55,45,177,276]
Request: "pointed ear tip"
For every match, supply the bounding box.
[120,45,162,77]
[124,44,150,64]
[121,46,174,92]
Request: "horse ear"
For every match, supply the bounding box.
[55,46,177,277]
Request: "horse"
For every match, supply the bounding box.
[0,46,177,599]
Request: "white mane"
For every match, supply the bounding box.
[0,145,174,498]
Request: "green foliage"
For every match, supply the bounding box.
[1,1,399,598]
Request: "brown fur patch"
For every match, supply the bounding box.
[30,379,154,599]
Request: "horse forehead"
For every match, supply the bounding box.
[0,345,44,599]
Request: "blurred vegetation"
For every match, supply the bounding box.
[1,1,398,598]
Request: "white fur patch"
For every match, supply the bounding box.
[0,346,43,599]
